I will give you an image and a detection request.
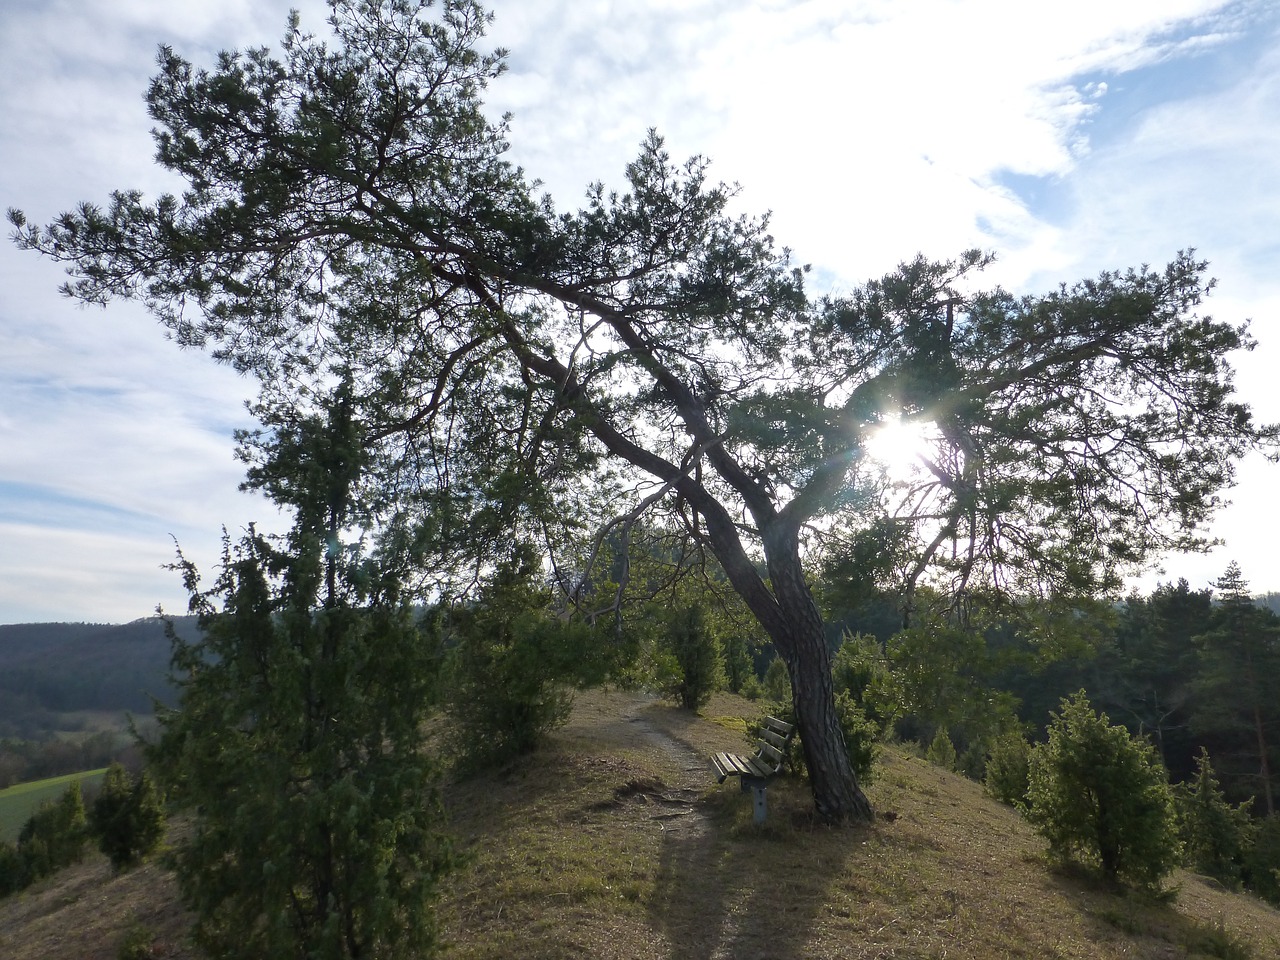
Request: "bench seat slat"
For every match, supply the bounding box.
[712,751,759,782]
[712,752,738,781]
[745,757,775,779]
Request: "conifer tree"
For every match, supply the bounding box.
[926,728,958,771]
[152,389,453,960]
[1098,580,1211,776]
[25,781,87,870]
[662,603,725,711]
[0,840,22,897]
[1176,748,1253,887]
[1193,563,1280,813]
[441,543,593,769]
[984,732,1032,809]
[15,0,1277,823]
[1028,692,1180,887]
[90,762,165,871]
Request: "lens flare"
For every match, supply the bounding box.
[865,417,931,480]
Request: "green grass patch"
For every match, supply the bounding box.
[0,769,106,842]
[705,715,749,733]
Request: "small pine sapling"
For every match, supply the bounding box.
[984,733,1032,810]
[926,728,958,771]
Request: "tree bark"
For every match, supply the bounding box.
[1253,703,1274,816]
[763,524,875,824]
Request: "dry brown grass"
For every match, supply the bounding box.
[0,841,193,959]
[3,687,1278,959]
[440,689,1280,960]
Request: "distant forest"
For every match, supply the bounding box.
[1258,593,1280,617]
[0,617,202,787]
[0,617,198,737]
[823,570,1280,813]
[4,580,1280,808]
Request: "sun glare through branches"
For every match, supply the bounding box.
[865,416,933,483]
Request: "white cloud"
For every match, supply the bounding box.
[0,522,210,624]
[484,0,1246,288]
[0,0,304,622]
[2,0,1278,620]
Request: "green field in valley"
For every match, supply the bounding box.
[0,769,107,842]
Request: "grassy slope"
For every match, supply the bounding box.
[0,769,106,842]
[440,690,1280,959]
[2,690,1279,959]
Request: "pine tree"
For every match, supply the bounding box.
[17,0,1276,822]
[14,781,88,885]
[984,733,1032,809]
[662,603,725,711]
[1193,563,1280,813]
[0,840,23,897]
[151,390,454,960]
[926,728,958,771]
[1096,580,1210,777]
[1175,748,1253,887]
[1244,814,1280,905]
[441,544,591,769]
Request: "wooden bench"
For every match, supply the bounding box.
[711,716,796,823]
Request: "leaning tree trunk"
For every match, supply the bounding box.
[783,618,875,823]
[580,402,876,823]
[764,528,875,824]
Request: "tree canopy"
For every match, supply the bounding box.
[11,0,1277,821]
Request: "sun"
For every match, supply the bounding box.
[864,416,933,481]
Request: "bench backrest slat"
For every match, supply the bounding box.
[756,740,784,767]
[749,716,796,776]
[762,716,793,737]
[758,728,788,751]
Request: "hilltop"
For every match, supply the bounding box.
[2,688,1278,959]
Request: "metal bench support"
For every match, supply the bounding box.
[744,778,768,823]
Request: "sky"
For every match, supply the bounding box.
[2,0,1279,624]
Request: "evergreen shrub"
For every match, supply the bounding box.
[925,728,958,771]
[762,657,790,702]
[443,547,594,769]
[984,733,1032,809]
[1244,814,1280,905]
[1028,691,1180,887]
[17,781,88,881]
[90,762,166,871]
[659,604,724,710]
[0,839,23,896]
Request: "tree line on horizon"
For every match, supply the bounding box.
[5,564,1276,811]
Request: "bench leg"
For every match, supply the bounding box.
[751,784,767,824]
[733,776,771,823]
